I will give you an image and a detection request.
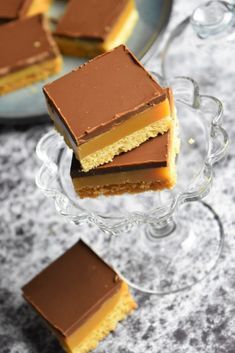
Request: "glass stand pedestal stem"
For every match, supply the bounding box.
[100,201,224,295]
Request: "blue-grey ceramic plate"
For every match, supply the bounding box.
[0,0,173,125]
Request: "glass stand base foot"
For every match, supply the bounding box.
[90,201,224,295]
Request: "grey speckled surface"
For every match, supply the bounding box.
[1,1,235,352]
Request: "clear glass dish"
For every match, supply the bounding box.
[36,75,229,295]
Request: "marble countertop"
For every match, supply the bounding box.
[1,1,235,352]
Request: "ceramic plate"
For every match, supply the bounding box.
[0,0,173,125]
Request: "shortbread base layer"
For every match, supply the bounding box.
[0,56,62,95]
[61,283,137,353]
[74,179,176,198]
[55,4,138,58]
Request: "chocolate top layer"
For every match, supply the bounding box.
[44,45,166,144]
[71,131,170,177]
[0,14,59,77]
[22,240,121,337]
[0,0,32,20]
[55,0,128,41]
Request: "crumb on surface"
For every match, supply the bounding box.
[188,138,195,145]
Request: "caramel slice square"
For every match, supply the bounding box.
[22,240,136,353]
[54,0,138,58]
[44,45,173,172]
[0,14,62,95]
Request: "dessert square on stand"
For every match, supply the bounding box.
[44,45,173,172]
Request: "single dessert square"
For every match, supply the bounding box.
[22,240,137,353]
[0,14,62,95]
[70,121,178,198]
[0,0,52,23]
[43,45,173,172]
[54,0,138,58]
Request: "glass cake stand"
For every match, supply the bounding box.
[36,75,229,295]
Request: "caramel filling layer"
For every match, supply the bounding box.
[55,0,138,58]
[60,282,128,352]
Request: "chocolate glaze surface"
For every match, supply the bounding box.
[71,132,169,177]
[0,14,59,77]
[44,45,166,144]
[22,240,121,337]
[0,0,32,20]
[55,0,128,41]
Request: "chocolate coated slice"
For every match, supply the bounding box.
[43,45,166,145]
[0,0,32,21]
[0,14,59,77]
[55,0,129,41]
[22,240,121,337]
